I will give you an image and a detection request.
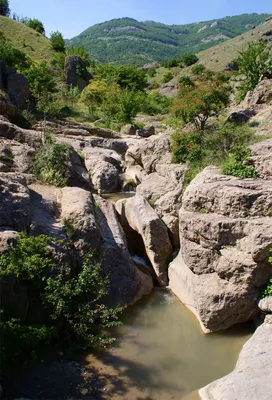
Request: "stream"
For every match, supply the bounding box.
[5,289,253,400]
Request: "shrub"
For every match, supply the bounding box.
[24,18,45,35]
[180,53,199,67]
[0,234,122,371]
[236,40,272,101]
[172,132,202,164]
[0,0,10,16]
[221,159,259,179]
[162,72,174,83]
[142,91,172,115]
[23,61,56,111]
[191,64,206,75]
[50,31,65,53]
[33,135,70,187]
[260,277,272,297]
[0,32,29,69]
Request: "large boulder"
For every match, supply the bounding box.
[0,173,31,231]
[94,195,153,306]
[250,138,272,180]
[0,91,17,117]
[0,138,35,173]
[199,322,272,400]
[6,69,29,109]
[56,187,100,252]
[0,117,41,147]
[83,147,122,193]
[169,167,272,332]
[64,56,92,91]
[116,195,173,285]
[241,78,272,108]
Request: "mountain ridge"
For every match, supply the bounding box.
[67,13,271,65]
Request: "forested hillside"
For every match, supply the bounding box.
[67,13,270,65]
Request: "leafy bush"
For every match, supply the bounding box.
[33,135,70,187]
[191,64,206,75]
[172,132,202,163]
[142,91,172,115]
[23,61,56,111]
[23,18,45,35]
[161,58,179,68]
[220,146,259,179]
[162,71,174,83]
[260,278,272,297]
[0,32,29,69]
[236,40,272,101]
[221,159,259,178]
[0,234,122,371]
[180,53,199,67]
[50,31,65,52]
[147,67,157,77]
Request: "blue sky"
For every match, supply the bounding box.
[9,0,271,39]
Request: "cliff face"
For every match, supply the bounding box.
[169,165,272,332]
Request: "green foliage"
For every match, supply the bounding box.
[0,233,55,281]
[0,32,29,69]
[0,234,122,371]
[147,67,157,77]
[66,15,270,66]
[108,88,144,123]
[191,64,206,75]
[45,254,122,348]
[66,45,93,67]
[162,71,174,83]
[220,145,259,179]
[33,135,70,187]
[0,0,10,16]
[173,80,230,130]
[236,40,272,101]
[180,53,199,67]
[221,159,259,178]
[23,60,57,112]
[179,75,195,87]
[142,91,172,115]
[172,122,256,186]
[24,18,45,35]
[116,65,147,91]
[161,58,179,68]
[260,278,272,297]
[172,132,202,164]
[80,79,109,118]
[50,31,65,53]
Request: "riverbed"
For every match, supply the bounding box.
[4,289,253,400]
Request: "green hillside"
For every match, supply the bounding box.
[0,15,54,62]
[67,13,271,66]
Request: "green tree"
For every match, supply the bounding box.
[23,61,56,111]
[25,18,45,35]
[0,0,10,16]
[80,79,109,117]
[180,53,199,67]
[172,83,230,131]
[237,40,272,101]
[50,31,65,52]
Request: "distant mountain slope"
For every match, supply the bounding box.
[196,18,272,71]
[0,15,54,62]
[67,13,271,66]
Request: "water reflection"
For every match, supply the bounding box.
[84,289,253,400]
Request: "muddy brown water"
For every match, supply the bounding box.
[4,289,253,400]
